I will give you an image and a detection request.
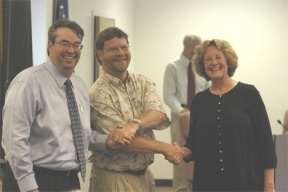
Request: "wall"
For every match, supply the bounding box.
[31,0,288,184]
[31,0,46,65]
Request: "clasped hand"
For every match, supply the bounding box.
[163,142,184,165]
[106,124,137,149]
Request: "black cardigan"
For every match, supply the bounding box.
[184,82,277,191]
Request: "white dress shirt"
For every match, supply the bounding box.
[163,54,210,114]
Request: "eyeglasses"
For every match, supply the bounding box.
[103,45,130,53]
[55,41,84,51]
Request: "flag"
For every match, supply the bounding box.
[53,0,69,21]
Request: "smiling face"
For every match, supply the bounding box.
[48,27,82,77]
[204,45,229,81]
[97,37,131,80]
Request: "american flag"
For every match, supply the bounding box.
[55,0,69,20]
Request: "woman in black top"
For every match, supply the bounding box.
[179,39,276,191]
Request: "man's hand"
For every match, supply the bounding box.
[163,142,184,164]
[116,122,139,138]
[105,125,134,149]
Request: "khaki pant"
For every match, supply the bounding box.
[89,164,155,192]
[171,113,193,192]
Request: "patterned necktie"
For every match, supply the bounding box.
[64,79,86,181]
[187,61,195,110]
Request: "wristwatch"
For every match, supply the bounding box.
[131,118,142,129]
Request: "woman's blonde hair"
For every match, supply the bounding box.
[193,39,238,81]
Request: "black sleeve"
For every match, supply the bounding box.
[249,85,277,168]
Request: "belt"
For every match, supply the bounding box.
[121,168,146,176]
[33,166,79,176]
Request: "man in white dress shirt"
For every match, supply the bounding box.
[163,34,210,192]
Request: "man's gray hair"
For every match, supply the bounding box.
[183,34,202,45]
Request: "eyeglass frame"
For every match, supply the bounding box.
[54,40,84,51]
[102,45,130,54]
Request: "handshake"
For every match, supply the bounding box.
[105,123,186,165]
[163,142,184,165]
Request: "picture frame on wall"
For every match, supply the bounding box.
[94,16,115,81]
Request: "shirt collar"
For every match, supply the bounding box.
[45,58,72,89]
[102,71,131,86]
[180,54,190,66]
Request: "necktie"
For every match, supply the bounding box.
[64,79,86,181]
[187,61,195,110]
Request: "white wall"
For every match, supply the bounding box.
[31,0,46,65]
[31,0,288,184]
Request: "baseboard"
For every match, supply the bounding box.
[155,179,173,187]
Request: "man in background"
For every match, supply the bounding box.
[163,34,210,192]
[89,27,183,192]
